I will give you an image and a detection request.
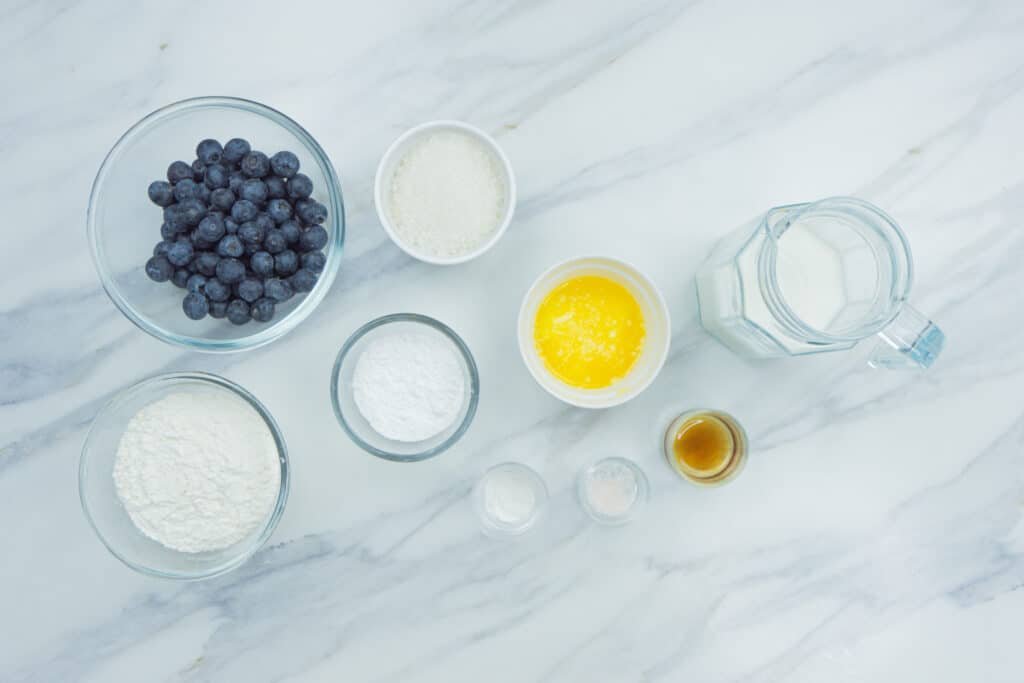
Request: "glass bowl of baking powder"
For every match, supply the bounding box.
[331,313,480,462]
[79,372,289,580]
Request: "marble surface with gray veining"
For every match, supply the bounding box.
[4,0,1024,680]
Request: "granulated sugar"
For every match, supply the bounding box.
[387,130,506,259]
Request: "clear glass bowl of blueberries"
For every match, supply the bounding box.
[88,96,344,352]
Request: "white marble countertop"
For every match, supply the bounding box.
[5,0,1024,680]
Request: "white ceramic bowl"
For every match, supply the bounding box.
[374,120,516,265]
[518,256,671,409]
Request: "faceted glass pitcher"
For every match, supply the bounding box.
[695,196,944,369]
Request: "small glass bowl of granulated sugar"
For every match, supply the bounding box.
[331,313,480,461]
[374,120,516,265]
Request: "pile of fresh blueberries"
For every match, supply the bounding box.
[144,138,330,324]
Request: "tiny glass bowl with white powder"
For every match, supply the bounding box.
[473,462,548,537]
[577,457,648,526]
[79,372,288,580]
[374,120,516,265]
[331,313,480,462]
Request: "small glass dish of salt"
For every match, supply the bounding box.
[577,457,648,526]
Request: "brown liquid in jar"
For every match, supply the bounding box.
[672,415,735,476]
[665,410,746,484]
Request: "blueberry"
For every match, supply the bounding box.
[163,205,187,232]
[265,176,286,199]
[226,299,251,325]
[153,240,171,258]
[279,220,301,245]
[189,229,214,250]
[264,229,287,254]
[243,241,260,256]
[237,221,264,245]
[274,249,298,275]
[239,178,268,204]
[197,214,226,242]
[217,234,244,258]
[160,221,177,240]
[171,268,191,288]
[179,198,207,226]
[289,268,318,292]
[296,199,327,225]
[209,300,229,319]
[148,180,175,207]
[145,256,174,282]
[236,277,264,303]
[250,250,275,277]
[254,212,276,234]
[301,250,326,273]
[250,297,276,323]
[191,159,206,181]
[205,164,229,190]
[240,151,270,178]
[172,179,199,202]
[195,183,211,204]
[215,257,246,284]
[186,273,207,293]
[196,139,223,165]
[223,138,251,165]
[231,199,258,222]
[228,170,246,194]
[194,251,221,276]
[209,188,234,212]
[224,217,240,234]
[266,198,292,224]
[167,161,193,183]
[270,150,300,178]
[182,291,210,320]
[298,225,329,252]
[264,277,294,302]
[204,277,231,302]
[166,240,194,267]
[287,173,313,199]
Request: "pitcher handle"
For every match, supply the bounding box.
[868,304,944,370]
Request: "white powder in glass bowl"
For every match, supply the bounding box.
[112,390,281,553]
[578,458,647,524]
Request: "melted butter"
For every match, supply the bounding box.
[533,275,645,389]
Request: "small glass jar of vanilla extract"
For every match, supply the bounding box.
[664,410,748,486]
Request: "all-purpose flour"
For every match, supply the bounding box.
[352,330,466,442]
[112,390,281,553]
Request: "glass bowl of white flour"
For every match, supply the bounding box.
[79,372,289,580]
[331,313,480,462]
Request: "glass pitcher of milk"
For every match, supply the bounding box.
[695,197,944,369]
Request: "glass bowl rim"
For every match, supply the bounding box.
[79,371,291,580]
[86,95,345,353]
[330,313,480,462]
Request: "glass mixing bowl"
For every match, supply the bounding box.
[79,372,290,580]
[331,313,480,462]
[87,96,344,352]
